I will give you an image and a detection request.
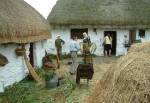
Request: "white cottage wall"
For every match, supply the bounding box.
[0,44,29,90]
[50,26,130,56]
[34,40,48,68]
[145,30,150,41]
[0,41,48,92]
[136,29,150,42]
[88,28,104,56]
[47,26,70,54]
[116,30,129,56]
[91,29,129,56]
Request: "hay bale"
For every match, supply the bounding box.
[128,42,150,53]
[88,43,150,103]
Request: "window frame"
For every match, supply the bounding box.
[70,28,88,39]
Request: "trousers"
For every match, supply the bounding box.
[70,51,78,74]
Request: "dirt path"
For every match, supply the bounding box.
[57,56,119,103]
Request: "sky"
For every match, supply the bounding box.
[24,0,58,18]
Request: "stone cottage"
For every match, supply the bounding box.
[47,0,150,56]
[0,0,51,92]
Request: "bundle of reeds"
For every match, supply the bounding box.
[88,42,150,103]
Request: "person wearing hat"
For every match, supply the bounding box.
[55,35,65,60]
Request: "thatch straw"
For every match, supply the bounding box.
[0,0,51,44]
[88,42,150,103]
[48,0,150,28]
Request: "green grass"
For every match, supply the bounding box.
[0,72,77,103]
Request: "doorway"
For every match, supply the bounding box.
[29,43,34,67]
[129,29,136,44]
[104,31,117,55]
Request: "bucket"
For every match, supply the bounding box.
[45,75,59,89]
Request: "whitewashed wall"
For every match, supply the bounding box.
[0,40,47,92]
[116,30,129,56]
[0,44,28,92]
[49,26,131,56]
[34,40,47,68]
[47,26,70,54]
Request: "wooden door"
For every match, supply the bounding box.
[129,29,136,44]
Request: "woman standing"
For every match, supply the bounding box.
[82,32,93,64]
[103,33,112,56]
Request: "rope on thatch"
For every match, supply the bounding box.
[88,42,150,103]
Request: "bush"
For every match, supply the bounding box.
[36,68,54,81]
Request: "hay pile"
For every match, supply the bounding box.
[128,42,150,53]
[88,42,150,103]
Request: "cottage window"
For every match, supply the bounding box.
[71,28,88,39]
[0,53,8,67]
[139,29,145,38]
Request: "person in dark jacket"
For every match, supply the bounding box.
[55,35,65,60]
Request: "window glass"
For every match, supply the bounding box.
[139,29,145,38]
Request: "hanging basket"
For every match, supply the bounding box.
[15,48,25,56]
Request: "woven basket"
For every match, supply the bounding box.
[15,48,25,56]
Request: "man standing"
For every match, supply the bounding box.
[69,36,80,74]
[55,35,65,60]
[124,35,130,55]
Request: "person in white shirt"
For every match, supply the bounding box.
[103,33,112,56]
[69,36,80,74]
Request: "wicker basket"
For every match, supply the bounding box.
[15,48,25,56]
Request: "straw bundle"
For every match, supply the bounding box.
[0,0,51,44]
[88,43,150,103]
[24,53,45,86]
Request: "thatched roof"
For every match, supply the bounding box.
[48,0,150,28]
[0,0,51,44]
